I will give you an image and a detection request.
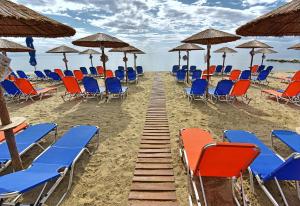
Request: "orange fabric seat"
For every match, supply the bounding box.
[279,70,300,82]
[228,69,241,81]
[54,68,64,78]
[96,66,104,76]
[106,70,114,78]
[73,70,84,81]
[0,122,28,142]
[251,65,259,73]
[230,80,251,97]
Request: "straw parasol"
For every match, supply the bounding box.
[288,43,300,50]
[47,45,79,70]
[79,49,100,67]
[130,49,145,73]
[255,48,277,65]
[168,48,182,69]
[182,28,240,95]
[109,45,141,83]
[0,0,76,171]
[236,0,300,36]
[72,33,129,93]
[214,47,237,75]
[169,43,204,82]
[0,39,34,54]
[236,40,272,79]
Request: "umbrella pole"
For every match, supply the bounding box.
[206,45,211,98]
[63,53,68,70]
[178,51,181,68]
[249,48,254,80]
[124,52,128,83]
[261,53,265,65]
[100,46,108,95]
[186,50,189,83]
[0,89,23,171]
[222,52,226,76]
[134,54,137,71]
[90,54,93,67]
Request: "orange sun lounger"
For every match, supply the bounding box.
[229,80,251,104]
[179,128,260,206]
[278,70,300,83]
[0,122,28,142]
[73,70,84,81]
[228,69,241,81]
[61,76,85,101]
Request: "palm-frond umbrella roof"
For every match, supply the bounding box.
[236,0,300,36]
[46,45,79,53]
[236,40,272,49]
[182,28,241,45]
[288,43,300,50]
[72,33,129,48]
[255,48,277,54]
[214,47,237,53]
[109,45,140,53]
[0,0,75,37]
[0,39,33,52]
[79,49,100,54]
[169,43,204,52]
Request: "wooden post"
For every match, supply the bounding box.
[178,51,181,68]
[261,53,265,65]
[63,52,68,70]
[124,52,128,83]
[249,48,254,80]
[206,45,211,98]
[101,46,108,95]
[90,54,93,67]
[186,50,189,83]
[134,53,137,71]
[221,52,226,75]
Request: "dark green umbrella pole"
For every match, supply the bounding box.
[261,53,265,65]
[63,52,68,70]
[249,48,255,80]
[100,46,108,95]
[124,52,128,83]
[90,54,93,67]
[206,45,211,98]
[186,50,190,83]
[178,51,181,68]
[222,52,226,75]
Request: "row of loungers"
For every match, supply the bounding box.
[0,123,99,206]
[180,128,300,206]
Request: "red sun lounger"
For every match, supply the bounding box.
[61,76,85,101]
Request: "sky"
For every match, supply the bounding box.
[7,0,300,72]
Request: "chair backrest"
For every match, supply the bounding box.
[191,79,208,95]
[257,65,265,73]
[230,80,251,97]
[16,70,28,79]
[195,142,259,177]
[115,70,125,80]
[265,66,273,72]
[224,65,232,74]
[192,70,202,80]
[54,69,64,78]
[64,70,74,77]
[15,78,37,95]
[292,70,300,81]
[240,70,251,80]
[106,70,114,78]
[182,65,188,70]
[127,67,134,72]
[62,76,82,94]
[106,77,122,93]
[215,65,223,73]
[172,65,179,73]
[82,76,100,93]
[176,70,186,81]
[137,66,143,74]
[118,66,124,71]
[49,72,61,81]
[44,69,52,77]
[209,65,216,73]
[190,65,196,72]
[229,70,241,81]
[1,80,22,95]
[251,65,259,73]
[80,67,88,75]
[96,66,104,75]
[89,67,98,75]
[257,70,270,81]
[34,70,46,79]
[73,70,84,81]
[10,72,17,78]
[214,80,234,96]
[128,70,137,80]
[283,81,300,97]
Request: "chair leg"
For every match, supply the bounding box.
[274,177,289,206]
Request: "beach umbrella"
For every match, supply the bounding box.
[236,40,272,79]
[288,43,300,50]
[109,45,141,83]
[0,0,75,171]
[182,28,240,96]
[168,48,182,69]
[46,45,79,70]
[255,48,277,65]
[214,47,237,75]
[72,33,129,93]
[236,0,300,36]
[0,39,34,54]
[79,49,100,67]
[25,37,37,70]
[169,43,204,82]
[131,50,145,72]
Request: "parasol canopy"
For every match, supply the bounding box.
[255,48,277,65]
[0,38,33,53]
[170,43,204,51]
[288,43,300,50]
[214,47,237,75]
[236,40,272,49]
[46,45,79,53]
[79,49,100,55]
[236,0,300,36]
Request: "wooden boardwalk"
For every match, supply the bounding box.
[128,75,178,206]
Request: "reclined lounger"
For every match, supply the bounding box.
[0,125,99,206]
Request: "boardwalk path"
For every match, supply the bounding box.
[128,74,179,206]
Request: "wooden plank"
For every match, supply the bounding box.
[131,182,176,191]
[129,191,177,200]
[139,148,170,153]
[136,163,172,169]
[137,158,172,163]
[138,153,171,158]
[140,140,170,144]
[130,201,178,206]
[140,144,170,149]
[141,136,170,140]
[134,169,174,176]
[132,176,175,182]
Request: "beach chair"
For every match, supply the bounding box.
[223,65,233,75]
[136,66,144,76]
[279,70,300,83]
[96,66,104,76]
[228,80,251,104]
[0,125,99,206]
[82,76,105,99]
[115,69,125,82]
[180,128,259,206]
[118,66,124,71]
[128,70,138,84]
[80,67,88,75]
[208,79,234,102]
[253,70,270,85]
[176,70,186,83]
[266,66,273,73]
[224,130,300,206]
[48,72,62,82]
[61,76,85,101]
[15,78,57,102]
[191,70,202,81]
[209,65,216,73]
[0,123,57,172]
[251,65,259,74]
[44,69,52,78]
[182,65,188,71]
[271,130,300,153]
[0,80,22,102]
[73,70,84,81]
[215,65,223,74]
[34,70,47,80]
[89,67,98,76]
[106,70,114,78]
[240,70,251,80]
[54,68,64,78]
[184,79,207,103]
[106,77,128,100]
[0,122,28,143]
[171,65,179,76]
[189,65,196,73]
[64,70,74,77]
[257,65,265,74]
[261,81,300,105]
[228,69,241,81]
[16,70,29,79]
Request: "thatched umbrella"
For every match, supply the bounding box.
[130,50,145,72]
[288,43,300,50]
[255,48,277,65]
[169,48,182,69]
[72,33,129,92]
[236,40,272,79]
[0,39,34,54]
[169,43,204,82]
[214,47,237,75]
[47,45,79,70]
[79,49,100,67]
[236,0,300,36]
[0,0,75,171]
[182,28,240,95]
[109,45,141,83]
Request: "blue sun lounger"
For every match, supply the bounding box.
[0,125,99,206]
[106,77,128,100]
[253,70,270,85]
[208,79,233,101]
[1,80,22,102]
[223,65,232,74]
[184,79,207,103]
[240,70,251,80]
[215,65,223,74]
[80,67,88,75]
[89,67,98,76]
[271,130,300,153]
[171,65,179,76]
[34,70,47,80]
[64,70,74,77]
[224,130,300,206]
[136,66,144,76]
[191,70,202,81]
[176,70,186,82]
[16,70,29,79]
[0,123,57,172]
[82,76,105,99]
[48,72,61,82]
[115,70,125,81]
[128,70,138,84]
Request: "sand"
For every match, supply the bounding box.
[2,70,300,206]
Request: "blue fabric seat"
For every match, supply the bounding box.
[215,65,223,74]
[240,70,251,80]
[128,70,137,83]
[80,67,88,75]
[64,70,74,77]
[49,72,61,81]
[253,70,270,84]
[191,70,202,81]
[34,70,46,80]
[16,70,28,79]
[137,66,143,76]
[272,130,300,153]
[172,65,179,75]
[89,67,98,76]
[115,70,125,81]
[82,76,104,98]
[1,80,22,100]
[44,69,52,78]
[106,77,128,99]
[118,66,124,71]
[223,65,232,74]
[176,70,186,82]
[208,80,233,101]
[184,79,208,102]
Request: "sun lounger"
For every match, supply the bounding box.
[208,79,233,101]
[261,81,300,105]
[176,70,186,82]
[0,123,57,172]
[253,70,270,85]
[136,66,144,76]
[82,76,105,99]
[89,67,98,76]
[251,65,259,74]
[240,70,251,80]
[115,69,125,82]
[266,66,273,73]
[223,65,233,75]
[54,68,64,78]
[257,65,265,74]
[73,70,84,81]
[0,122,28,143]
[127,67,134,72]
[64,70,74,77]
[191,70,202,81]
[189,65,196,73]
[80,67,88,75]
[1,80,22,102]
[224,130,300,206]
[106,77,128,100]
[61,76,85,101]
[15,78,57,102]
[279,70,300,83]
[43,69,52,78]
[118,66,124,71]
[34,70,47,80]
[16,70,29,79]
[215,65,223,74]
[228,69,241,81]
[180,128,259,206]
[171,65,179,76]
[184,79,207,103]
[228,80,251,103]
[128,70,138,84]
[97,66,104,76]
[106,70,114,78]
[271,130,300,153]
[0,125,99,206]
[48,72,62,82]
